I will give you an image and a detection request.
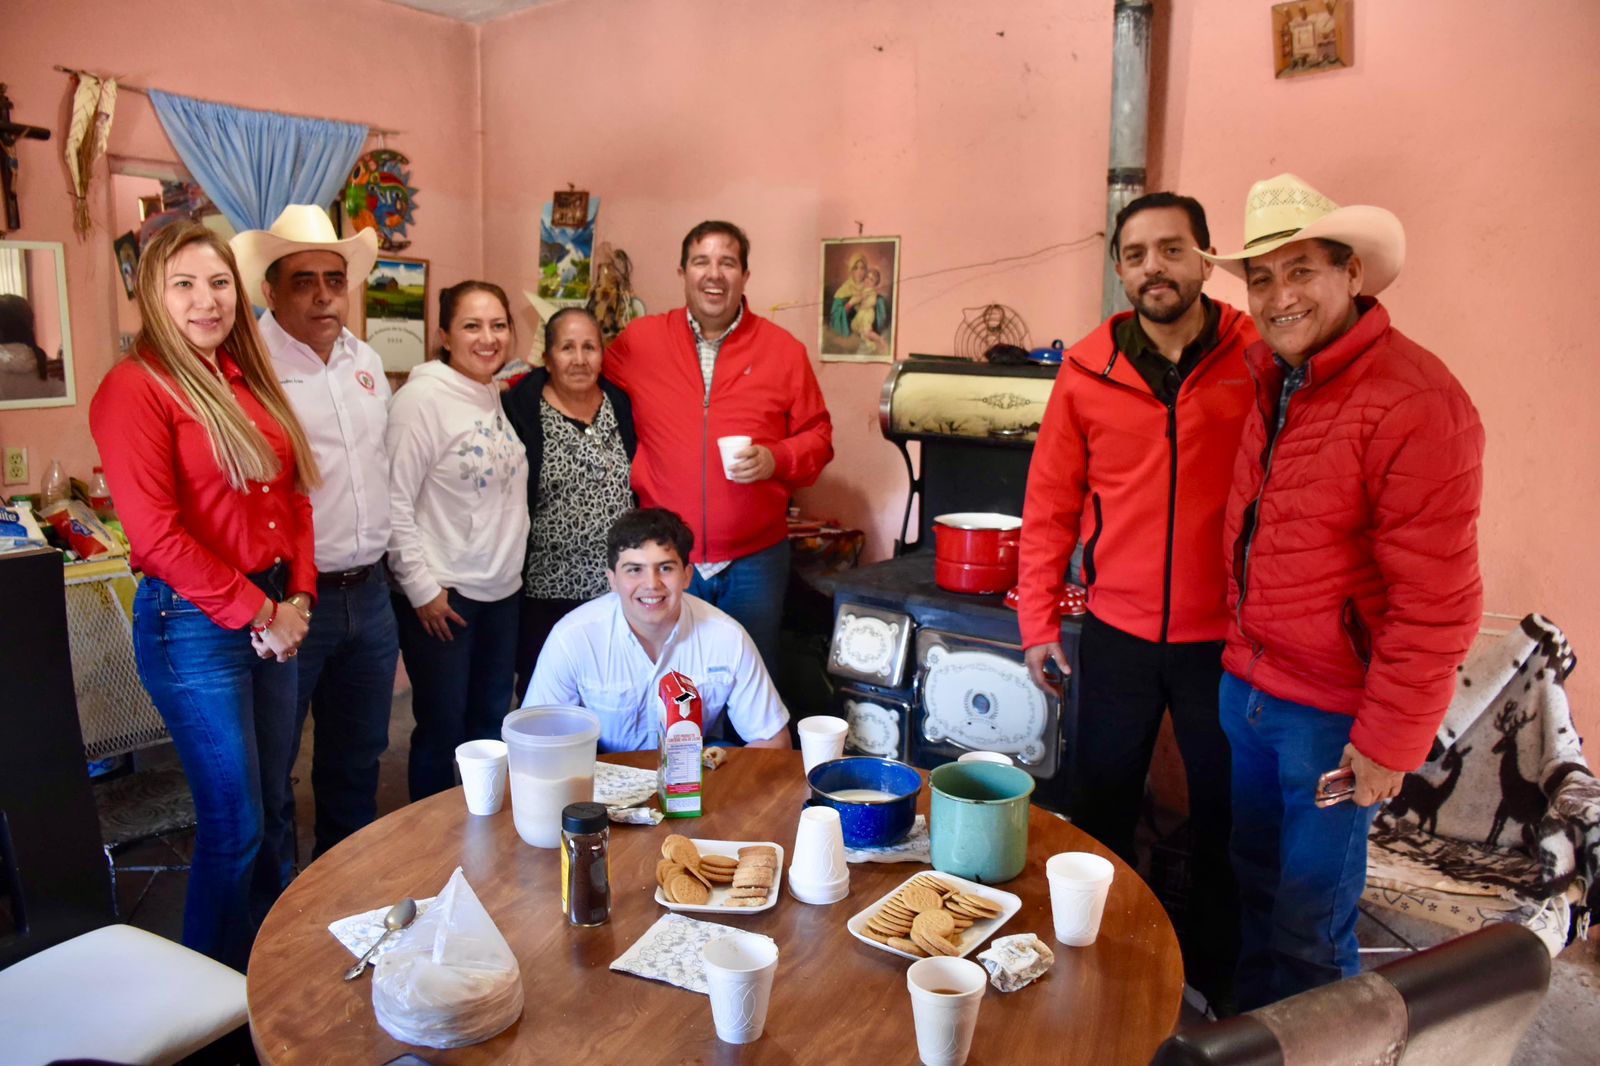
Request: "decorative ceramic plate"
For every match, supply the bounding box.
[653,838,785,915]
[846,871,1021,961]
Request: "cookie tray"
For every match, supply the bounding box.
[653,838,785,915]
[846,870,1021,961]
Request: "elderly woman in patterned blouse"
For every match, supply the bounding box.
[503,307,637,702]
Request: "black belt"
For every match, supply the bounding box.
[318,562,381,590]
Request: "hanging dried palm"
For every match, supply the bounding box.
[65,73,117,239]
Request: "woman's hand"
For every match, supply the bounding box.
[253,598,310,662]
[416,590,467,642]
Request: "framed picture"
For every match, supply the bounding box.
[362,255,429,374]
[112,231,139,300]
[1273,0,1352,79]
[819,236,900,363]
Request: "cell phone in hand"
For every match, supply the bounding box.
[1315,766,1356,808]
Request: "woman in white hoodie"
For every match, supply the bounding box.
[386,281,529,800]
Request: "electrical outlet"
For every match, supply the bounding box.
[4,447,27,486]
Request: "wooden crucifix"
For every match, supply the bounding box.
[0,84,53,235]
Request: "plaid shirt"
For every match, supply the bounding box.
[1270,355,1307,443]
[686,302,746,401]
[685,303,747,576]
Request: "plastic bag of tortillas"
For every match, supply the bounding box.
[372,867,523,1048]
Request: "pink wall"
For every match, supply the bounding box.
[1155,0,1600,745]
[5,0,1596,744]
[481,0,1600,742]
[479,0,1117,557]
[0,0,482,481]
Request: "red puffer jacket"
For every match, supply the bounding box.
[1224,299,1484,771]
[1019,302,1257,648]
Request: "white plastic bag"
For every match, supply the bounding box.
[372,867,524,1048]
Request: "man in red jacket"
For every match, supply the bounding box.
[1200,174,1484,1009]
[1018,192,1256,1013]
[605,222,833,714]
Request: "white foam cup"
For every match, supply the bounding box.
[797,715,849,775]
[700,933,779,1044]
[906,956,987,1066]
[956,750,1014,766]
[717,435,753,479]
[454,739,508,815]
[1046,851,1116,946]
[788,805,849,904]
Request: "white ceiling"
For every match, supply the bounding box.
[376,0,558,24]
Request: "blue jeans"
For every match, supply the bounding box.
[689,536,790,685]
[270,565,398,872]
[1219,671,1380,1010]
[131,574,298,971]
[396,589,520,801]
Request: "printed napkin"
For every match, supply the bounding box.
[844,814,931,864]
[609,913,745,995]
[328,896,439,960]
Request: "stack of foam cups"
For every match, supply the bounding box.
[787,805,850,904]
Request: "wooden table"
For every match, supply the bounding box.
[248,750,1182,1064]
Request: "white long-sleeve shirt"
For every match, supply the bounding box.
[261,312,392,573]
[385,360,529,607]
[525,592,790,752]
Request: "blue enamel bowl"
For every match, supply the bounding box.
[806,757,923,847]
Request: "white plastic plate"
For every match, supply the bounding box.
[846,870,1021,960]
[653,838,785,915]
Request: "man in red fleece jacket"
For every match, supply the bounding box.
[1200,174,1483,1009]
[605,222,833,716]
[1018,192,1256,1013]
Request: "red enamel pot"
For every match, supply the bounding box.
[932,512,1022,594]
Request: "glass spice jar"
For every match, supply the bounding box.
[560,801,611,926]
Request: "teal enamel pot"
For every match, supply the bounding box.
[929,762,1034,884]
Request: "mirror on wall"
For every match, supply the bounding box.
[107,157,236,355]
[0,240,74,410]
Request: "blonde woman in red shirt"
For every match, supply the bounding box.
[90,222,319,970]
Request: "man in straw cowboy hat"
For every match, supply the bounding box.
[230,206,397,871]
[1019,191,1254,1015]
[1198,174,1484,1008]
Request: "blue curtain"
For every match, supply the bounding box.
[148,90,368,231]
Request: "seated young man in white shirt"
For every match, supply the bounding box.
[524,508,793,753]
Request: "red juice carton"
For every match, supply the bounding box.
[658,671,704,819]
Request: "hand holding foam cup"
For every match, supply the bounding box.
[717,435,753,479]
[1045,852,1115,946]
[906,956,987,1066]
[701,933,779,1044]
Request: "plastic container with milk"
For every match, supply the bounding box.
[502,706,601,848]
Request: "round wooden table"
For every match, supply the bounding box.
[248,750,1182,1064]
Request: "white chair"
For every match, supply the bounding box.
[0,550,246,1065]
[0,924,247,1066]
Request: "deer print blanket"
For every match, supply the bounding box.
[1367,615,1598,944]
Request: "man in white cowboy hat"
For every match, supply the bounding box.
[230,205,396,872]
[1199,174,1484,1008]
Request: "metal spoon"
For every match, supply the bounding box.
[343,897,417,980]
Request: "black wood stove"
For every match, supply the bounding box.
[824,358,1082,812]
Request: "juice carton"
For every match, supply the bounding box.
[657,671,704,819]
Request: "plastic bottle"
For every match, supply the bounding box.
[88,466,114,518]
[39,459,68,512]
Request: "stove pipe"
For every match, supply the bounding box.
[1101,0,1153,319]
